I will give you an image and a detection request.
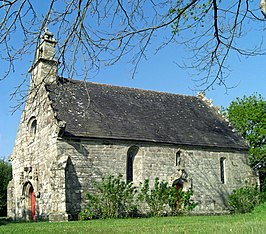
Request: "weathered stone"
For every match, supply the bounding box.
[7,30,257,221]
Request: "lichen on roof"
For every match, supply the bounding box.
[46,78,248,150]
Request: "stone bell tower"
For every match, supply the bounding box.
[29,28,58,86]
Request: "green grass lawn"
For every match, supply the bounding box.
[1,204,266,234]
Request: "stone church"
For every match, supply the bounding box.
[7,29,257,221]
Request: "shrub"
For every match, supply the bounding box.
[80,175,137,220]
[80,176,197,220]
[252,201,266,215]
[137,178,176,216]
[174,189,198,215]
[0,159,12,217]
[228,186,266,214]
[138,178,197,216]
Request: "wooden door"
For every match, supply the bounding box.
[30,186,36,221]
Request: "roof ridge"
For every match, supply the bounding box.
[58,77,196,99]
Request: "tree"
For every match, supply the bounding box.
[226,94,266,190]
[0,1,265,99]
[0,158,12,217]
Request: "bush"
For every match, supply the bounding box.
[138,178,197,216]
[252,201,266,216]
[0,159,12,216]
[138,178,176,216]
[80,176,197,220]
[174,189,198,214]
[80,175,137,220]
[228,186,266,214]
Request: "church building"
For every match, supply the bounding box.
[7,29,257,221]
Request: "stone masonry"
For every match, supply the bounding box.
[59,139,257,218]
[7,29,258,221]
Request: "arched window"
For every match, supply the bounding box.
[28,117,37,138]
[220,157,226,184]
[126,145,139,183]
[176,150,181,166]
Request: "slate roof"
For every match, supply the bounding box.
[46,78,248,150]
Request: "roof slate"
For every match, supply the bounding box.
[46,78,248,149]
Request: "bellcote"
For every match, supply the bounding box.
[29,28,58,86]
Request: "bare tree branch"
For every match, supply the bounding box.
[0,0,265,108]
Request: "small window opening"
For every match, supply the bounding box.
[126,146,139,183]
[28,117,37,138]
[220,157,226,184]
[39,47,43,58]
[31,120,37,136]
[176,150,181,166]
[35,47,43,62]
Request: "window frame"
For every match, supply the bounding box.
[220,157,226,184]
[28,116,37,140]
[126,145,139,183]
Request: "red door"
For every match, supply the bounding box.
[30,187,36,221]
[175,183,182,206]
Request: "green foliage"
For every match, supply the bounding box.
[80,175,137,220]
[169,1,212,35]
[81,176,197,220]
[252,201,266,216]
[0,158,12,216]
[227,94,266,167]
[175,189,197,214]
[228,186,266,214]
[138,178,177,216]
[138,178,197,216]
[226,94,266,190]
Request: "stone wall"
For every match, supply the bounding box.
[8,83,257,220]
[7,85,68,221]
[9,113,257,221]
[58,138,257,218]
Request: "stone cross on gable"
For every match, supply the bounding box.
[41,28,57,43]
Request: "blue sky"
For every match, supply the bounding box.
[0,2,266,159]
[0,40,265,159]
